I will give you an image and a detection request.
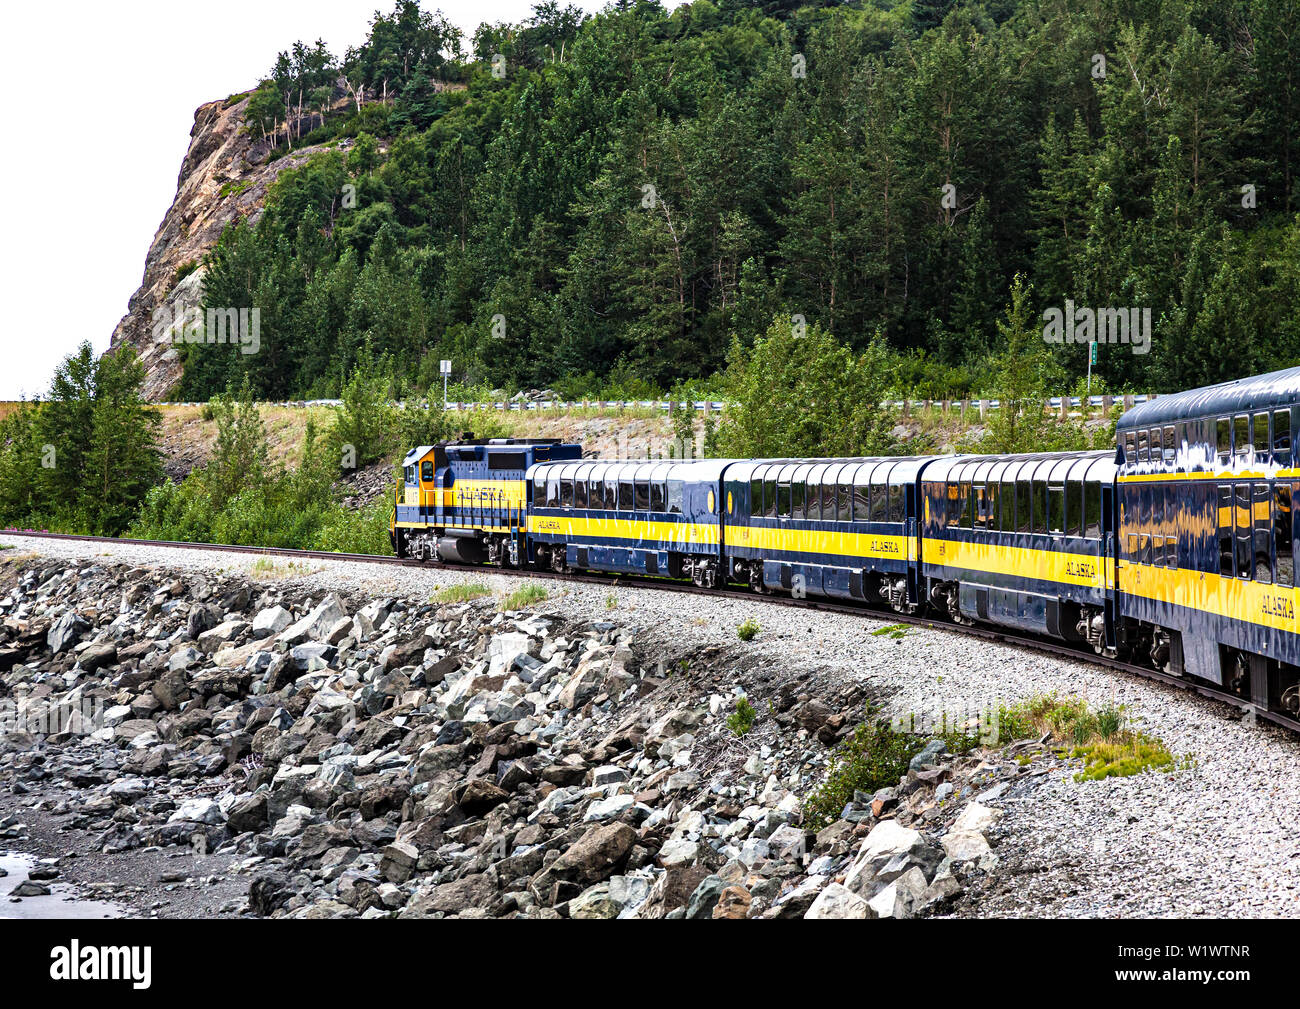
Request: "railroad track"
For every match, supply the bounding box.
[5,528,1298,735]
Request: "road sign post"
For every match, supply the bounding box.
[440,359,451,409]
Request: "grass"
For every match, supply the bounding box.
[432,583,492,604]
[249,556,316,580]
[737,617,760,641]
[871,623,910,639]
[727,696,757,737]
[993,692,1184,781]
[500,583,548,611]
[605,592,618,610]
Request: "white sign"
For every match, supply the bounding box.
[440,359,452,376]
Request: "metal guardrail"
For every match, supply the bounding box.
[3,395,1153,412]
[139,394,1151,411]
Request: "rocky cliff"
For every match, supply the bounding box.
[109,92,335,401]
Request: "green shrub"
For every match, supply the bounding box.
[737,617,760,641]
[803,719,927,831]
[727,696,757,737]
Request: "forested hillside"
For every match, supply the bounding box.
[179,0,1300,401]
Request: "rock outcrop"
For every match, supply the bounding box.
[108,91,339,401]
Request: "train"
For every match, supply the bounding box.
[391,366,1300,723]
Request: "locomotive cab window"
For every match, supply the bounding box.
[421,461,434,482]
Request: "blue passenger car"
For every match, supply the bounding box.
[1116,368,1300,712]
[920,452,1117,646]
[526,459,728,585]
[720,457,932,611]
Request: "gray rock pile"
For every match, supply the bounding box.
[0,558,1036,918]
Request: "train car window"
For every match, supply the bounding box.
[822,481,836,522]
[838,478,854,521]
[1085,483,1102,538]
[750,479,763,516]
[1254,483,1273,583]
[1123,431,1136,464]
[1015,480,1030,533]
[1149,429,1162,461]
[1277,484,1294,586]
[546,477,560,508]
[1166,534,1177,568]
[1217,486,1234,576]
[1216,418,1231,464]
[1031,482,1047,533]
[1234,415,1250,458]
[533,476,546,508]
[1275,410,1293,462]
[667,480,684,514]
[1136,429,1148,463]
[852,481,869,522]
[618,479,634,510]
[635,480,650,511]
[1126,533,1136,558]
[1163,426,1176,464]
[1000,478,1015,531]
[1048,485,1065,535]
[574,477,588,509]
[778,482,792,517]
[987,482,1000,530]
[869,481,886,522]
[957,481,971,528]
[1254,414,1270,461]
[1065,480,1083,537]
[971,483,987,530]
[1175,422,1187,471]
[560,480,574,508]
[1235,484,1253,578]
[650,480,665,512]
[1152,535,1164,567]
[889,484,905,523]
[762,479,777,518]
[791,480,805,520]
[1139,533,1151,565]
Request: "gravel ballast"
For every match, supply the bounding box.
[4,532,1300,918]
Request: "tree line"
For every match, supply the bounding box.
[178,0,1300,405]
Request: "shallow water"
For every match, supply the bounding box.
[0,851,128,920]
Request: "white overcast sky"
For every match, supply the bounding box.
[0,0,685,400]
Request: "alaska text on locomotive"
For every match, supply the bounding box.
[151,304,261,355]
[1042,301,1151,355]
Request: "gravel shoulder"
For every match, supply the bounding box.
[4,532,1300,918]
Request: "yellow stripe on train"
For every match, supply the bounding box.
[922,537,1113,589]
[726,524,912,562]
[528,515,720,546]
[1120,563,1298,632]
